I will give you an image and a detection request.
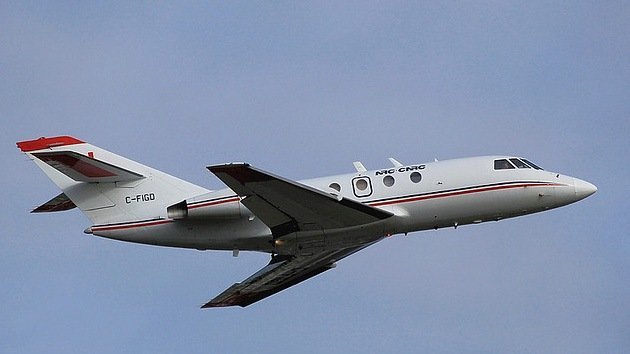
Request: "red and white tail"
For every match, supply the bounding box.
[17,136,209,225]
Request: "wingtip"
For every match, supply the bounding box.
[206,162,250,172]
[200,301,236,309]
[207,163,275,183]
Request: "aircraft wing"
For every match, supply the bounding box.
[207,163,392,236]
[202,242,376,308]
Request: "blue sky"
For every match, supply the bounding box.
[1,2,628,353]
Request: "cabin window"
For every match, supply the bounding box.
[494,159,515,170]
[329,183,341,192]
[521,158,544,170]
[509,158,530,169]
[352,177,373,197]
[410,172,422,183]
[355,178,368,191]
[383,175,395,187]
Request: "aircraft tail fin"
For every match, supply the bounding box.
[18,136,145,183]
[17,136,209,225]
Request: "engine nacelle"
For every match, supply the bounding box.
[167,195,242,220]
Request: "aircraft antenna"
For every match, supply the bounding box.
[388,158,403,167]
[353,161,367,173]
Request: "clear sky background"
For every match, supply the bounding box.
[1,2,628,353]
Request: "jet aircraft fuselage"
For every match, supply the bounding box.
[17,136,596,307]
[90,156,595,256]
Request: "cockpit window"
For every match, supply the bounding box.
[494,159,516,170]
[521,158,544,170]
[509,158,530,169]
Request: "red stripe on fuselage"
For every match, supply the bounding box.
[91,219,173,232]
[368,182,563,207]
[187,197,240,210]
[90,182,564,232]
[90,197,241,232]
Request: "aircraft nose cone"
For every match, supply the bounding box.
[573,178,597,201]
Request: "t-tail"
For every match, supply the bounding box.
[17,136,209,226]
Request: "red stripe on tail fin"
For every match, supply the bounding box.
[17,136,85,152]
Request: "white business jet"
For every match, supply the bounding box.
[17,136,596,308]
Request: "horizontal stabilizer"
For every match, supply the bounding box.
[32,193,77,213]
[32,151,144,183]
